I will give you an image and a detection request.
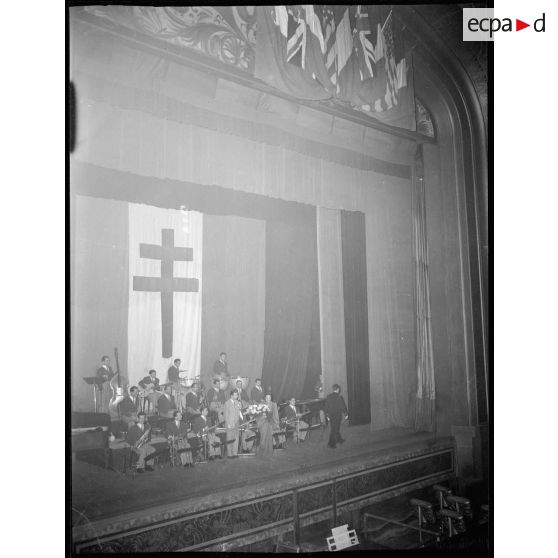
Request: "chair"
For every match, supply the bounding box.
[433,484,453,509]
[122,445,138,475]
[439,509,465,537]
[326,524,359,551]
[446,495,473,522]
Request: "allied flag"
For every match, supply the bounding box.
[255,5,415,130]
[286,6,307,67]
[353,5,375,81]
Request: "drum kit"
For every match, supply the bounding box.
[178,373,199,389]
[228,376,249,390]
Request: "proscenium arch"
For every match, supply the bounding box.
[401,6,489,430]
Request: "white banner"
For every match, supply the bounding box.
[128,203,203,387]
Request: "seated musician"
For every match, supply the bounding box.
[190,405,220,460]
[281,397,308,442]
[164,411,193,467]
[157,384,177,418]
[126,412,155,473]
[119,386,140,427]
[251,378,264,404]
[206,378,226,425]
[138,369,161,412]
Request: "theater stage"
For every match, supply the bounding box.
[71,425,456,553]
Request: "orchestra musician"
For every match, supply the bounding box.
[157,384,177,418]
[213,352,230,379]
[206,378,226,425]
[167,358,187,410]
[165,411,194,467]
[190,405,220,460]
[167,358,181,385]
[118,386,140,427]
[138,369,161,412]
[224,389,243,457]
[281,397,309,443]
[126,412,155,473]
[96,355,115,413]
[251,378,264,403]
[232,379,250,410]
[232,379,254,452]
[184,383,202,418]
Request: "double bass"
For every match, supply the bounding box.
[108,347,128,417]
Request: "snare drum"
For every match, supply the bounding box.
[179,377,198,388]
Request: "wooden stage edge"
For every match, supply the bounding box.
[72,427,456,553]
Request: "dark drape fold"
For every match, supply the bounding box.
[72,196,129,411]
[262,215,321,402]
[341,210,371,425]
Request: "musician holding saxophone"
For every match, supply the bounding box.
[126,412,156,473]
[164,411,194,467]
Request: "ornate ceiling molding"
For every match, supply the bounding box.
[84,6,256,72]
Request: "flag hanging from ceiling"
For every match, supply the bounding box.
[255,5,415,130]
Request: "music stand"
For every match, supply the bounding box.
[83,376,103,413]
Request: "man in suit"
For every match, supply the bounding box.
[119,386,140,427]
[281,397,308,443]
[190,405,220,460]
[138,369,161,412]
[251,378,264,403]
[96,355,115,413]
[168,358,188,410]
[164,411,193,467]
[224,389,243,457]
[126,412,155,473]
[167,358,181,384]
[324,384,348,449]
[158,385,177,418]
[184,384,202,418]
[231,379,250,410]
[263,393,285,449]
[230,379,253,452]
[206,378,226,425]
[213,352,229,379]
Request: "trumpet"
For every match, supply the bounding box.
[134,425,151,449]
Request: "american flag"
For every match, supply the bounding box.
[322,5,338,84]
[382,11,400,109]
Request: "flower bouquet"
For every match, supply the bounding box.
[246,403,270,416]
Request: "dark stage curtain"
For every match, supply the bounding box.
[72,196,129,411]
[262,216,321,403]
[341,210,371,425]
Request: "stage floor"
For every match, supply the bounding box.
[71,425,449,526]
